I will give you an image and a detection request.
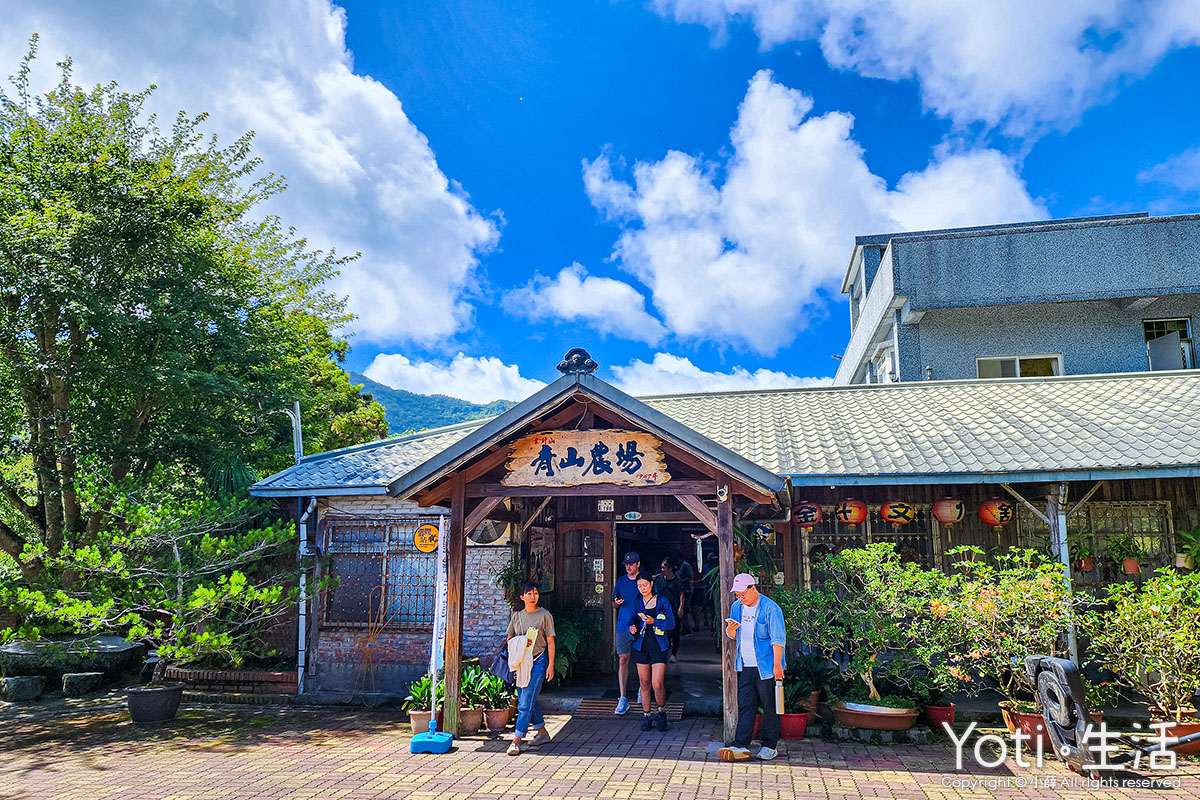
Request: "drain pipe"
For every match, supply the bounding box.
[297,497,318,695]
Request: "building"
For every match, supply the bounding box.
[252,349,1200,742]
[834,212,1200,385]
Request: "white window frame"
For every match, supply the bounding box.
[975,353,1064,379]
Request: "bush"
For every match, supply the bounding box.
[551,607,602,682]
[402,674,442,712]
[1079,568,1200,722]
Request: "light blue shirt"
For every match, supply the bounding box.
[730,594,786,675]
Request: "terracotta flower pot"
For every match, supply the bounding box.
[779,712,808,740]
[459,708,484,733]
[1008,706,1052,750]
[1076,557,1094,572]
[921,703,956,730]
[1177,553,1196,570]
[485,708,511,731]
[998,702,1017,733]
[1149,716,1200,757]
[1122,557,1141,575]
[408,709,444,732]
[1089,711,1104,725]
[832,701,919,731]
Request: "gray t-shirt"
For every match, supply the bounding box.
[506,608,556,659]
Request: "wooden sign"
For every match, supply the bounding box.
[504,429,671,488]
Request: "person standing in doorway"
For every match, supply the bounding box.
[505,581,555,756]
[654,558,684,662]
[718,573,786,762]
[630,570,675,731]
[674,553,694,634]
[612,551,641,715]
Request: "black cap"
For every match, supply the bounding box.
[623,551,641,565]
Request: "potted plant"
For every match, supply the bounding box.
[1068,532,1095,573]
[1107,532,1146,575]
[402,674,443,732]
[1083,678,1118,724]
[1175,525,1200,570]
[940,547,1075,743]
[489,553,527,610]
[778,654,837,739]
[11,485,300,725]
[911,669,959,730]
[480,672,513,732]
[1080,568,1200,756]
[457,665,488,733]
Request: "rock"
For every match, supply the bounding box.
[834,725,852,740]
[878,730,893,744]
[62,671,106,697]
[0,636,143,681]
[908,728,929,744]
[857,728,874,742]
[0,675,45,702]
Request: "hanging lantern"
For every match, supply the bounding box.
[792,500,822,530]
[932,497,965,529]
[833,498,868,529]
[881,501,916,529]
[978,497,1016,530]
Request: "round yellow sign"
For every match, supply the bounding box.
[413,524,439,553]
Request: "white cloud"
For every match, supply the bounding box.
[0,2,498,345]
[364,353,545,404]
[586,70,1045,355]
[653,0,1200,134]
[504,263,667,345]
[1139,147,1200,194]
[611,353,831,395]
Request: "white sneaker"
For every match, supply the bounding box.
[718,746,751,762]
[756,747,778,761]
[507,740,522,756]
[668,654,677,663]
[615,696,629,715]
[527,730,551,748]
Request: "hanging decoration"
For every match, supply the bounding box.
[833,498,868,529]
[978,497,1016,531]
[792,500,822,530]
[880,501,916,529]
[932,498,965,529]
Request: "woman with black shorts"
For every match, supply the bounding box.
[629,570,676,732]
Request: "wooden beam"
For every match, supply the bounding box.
[465,496,505,535]
[717,488,737,745]
[779,521,795,588]
[658,441,719,479]
[1066,480,1105,520]
[467,480,716,498]
[417,446,511,508]
[674,494,718,534]
[1000,482,1049,525]
[727,476,777,507]
[442,475,467,735]
[515,497,552,539]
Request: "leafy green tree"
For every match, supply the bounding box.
[9,467,301,678]
[0,39,384,583]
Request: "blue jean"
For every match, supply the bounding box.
[514,652,547,738]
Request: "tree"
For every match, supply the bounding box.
[0,39,384,584]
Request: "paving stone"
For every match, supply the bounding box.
[62,671,106,697]
[0,675,44,701]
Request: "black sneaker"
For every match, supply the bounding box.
[640,714,654,731]
[657,710,670,732]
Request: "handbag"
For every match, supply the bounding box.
[489,642,514,685]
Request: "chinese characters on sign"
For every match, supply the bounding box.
[504,430,671,488]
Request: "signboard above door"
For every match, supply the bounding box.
[504,429,671,488]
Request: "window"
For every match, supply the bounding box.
[976,354,1062,379]
[324,518,438,631]
[1015,500,1175,582]
[1144,318,1195,369]
[872,347,894,383]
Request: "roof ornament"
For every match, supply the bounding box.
[557,348,598,375]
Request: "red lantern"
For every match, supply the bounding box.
[932,498,965,529]
[834,498,868,529]
[792,500,822,530]
[978,497,1015,530]
[880,501,916,529]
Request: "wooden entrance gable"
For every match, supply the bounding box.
[389,350,787,742]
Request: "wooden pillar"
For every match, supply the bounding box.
[717,486,737,744]
[443,474,466,735]
[779,521,795,587]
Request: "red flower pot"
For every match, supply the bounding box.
[921,703,956,731]
[1123,557,1141,574]
[1075,557,1094,572]
[1008,707,1052,750]
[779,712,808,740]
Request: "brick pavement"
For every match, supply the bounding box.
[1,705,1197,800]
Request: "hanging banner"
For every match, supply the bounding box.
[503,429,671,488]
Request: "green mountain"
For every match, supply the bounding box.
[349,372,515,434]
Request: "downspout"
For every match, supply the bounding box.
[297,497,318,695]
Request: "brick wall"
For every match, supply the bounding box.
[306,495,512,694]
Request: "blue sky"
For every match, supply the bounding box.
[5,1,1200,402]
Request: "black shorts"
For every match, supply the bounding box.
[632,631,668,665]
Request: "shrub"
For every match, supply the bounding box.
[1079,568,1200,722]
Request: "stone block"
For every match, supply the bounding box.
[62,671,106,697]
[857,728,873,742]
[1,675,45,701]
[907,728,929,744]
[834,724,851,740]
[878,730,893,744]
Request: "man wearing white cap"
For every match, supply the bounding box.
[717,572,786,762]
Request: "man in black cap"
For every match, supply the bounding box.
[611,551,641,714]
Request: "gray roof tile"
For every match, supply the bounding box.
[250,371,1200,495]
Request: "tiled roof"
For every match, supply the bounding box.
[250,371,1200,495]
